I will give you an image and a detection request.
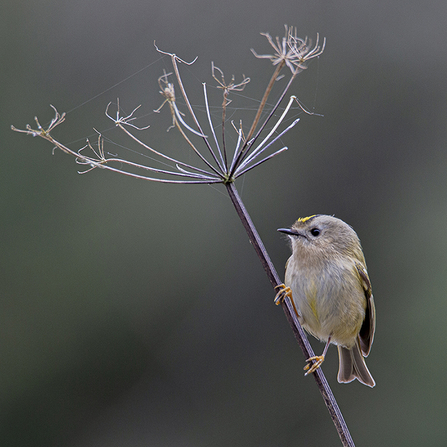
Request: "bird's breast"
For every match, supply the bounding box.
[285,255,366,347]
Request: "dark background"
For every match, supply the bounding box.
[3,0,447,446]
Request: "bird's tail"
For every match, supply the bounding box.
[337,339,375,387]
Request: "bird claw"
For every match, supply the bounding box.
[304,355,325,375]
[274,284,292,305]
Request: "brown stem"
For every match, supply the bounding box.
[245,60,285,144]
[225,181,355,447]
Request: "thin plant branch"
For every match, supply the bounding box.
[151,73,225,178]
[202,82,225,170]
[211,62,251,169]
[106,101,220,177]
[236,95,299,173]
[228,120,245,173]
[245,60,286,145]
[154,44,221,168]
[228,67,297,178]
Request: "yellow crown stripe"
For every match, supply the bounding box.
[297,215,317,223]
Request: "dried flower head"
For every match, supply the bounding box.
[251,25,326,74]
[12,27,325,185]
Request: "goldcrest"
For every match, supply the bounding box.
[277,214,376,387]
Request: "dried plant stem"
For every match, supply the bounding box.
[225,182,355,447]
[245,60,285,144]
[229,67,297,179]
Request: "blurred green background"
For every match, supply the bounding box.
[2,0,447,446]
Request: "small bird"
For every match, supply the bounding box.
[277,214,376,387]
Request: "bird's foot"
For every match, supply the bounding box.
[304,355,325,375]
[274,284,292,305]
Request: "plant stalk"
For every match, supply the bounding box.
[225,181,355,447]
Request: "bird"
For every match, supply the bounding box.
[276,214,376,387]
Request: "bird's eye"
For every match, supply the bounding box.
[310,228,320,237]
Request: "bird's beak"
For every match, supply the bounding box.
[277,228,301,237]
